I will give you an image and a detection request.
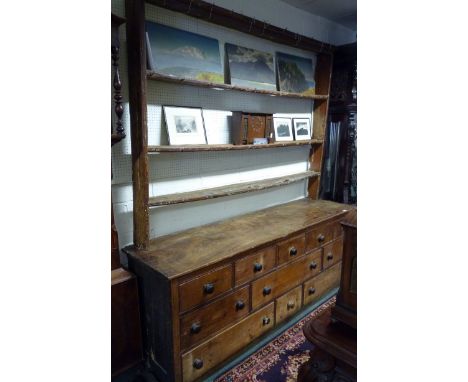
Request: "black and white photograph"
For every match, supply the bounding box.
[163,106,207,145]
[273,117,293,141]
[293,118,312,140]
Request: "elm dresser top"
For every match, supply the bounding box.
[124,199,350,279]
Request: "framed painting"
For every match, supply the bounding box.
[273,117,293,142]
[225,43,276,91]
[277,52,315,95]
[293,118,312,140]
[163,106,207,145]
[146,22,223,83]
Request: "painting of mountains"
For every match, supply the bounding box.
[146,22,223,83]
[225,43,276,91]
[277,52,315,95]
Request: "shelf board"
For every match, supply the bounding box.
[148,171,319,207]
[147,71,329,101]
[148,140,323,153]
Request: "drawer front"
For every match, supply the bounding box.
[235,246,276,286]
[275,285,302,324]
[182,303,275,382]
[180,286,250,351]
[277,234,305,265]
[303,262,342,305]
[305,223,334,253]
[179,265,233,313]
[251,249,322,310]
[322,237,343,270]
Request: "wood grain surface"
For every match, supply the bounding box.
[124,199,350,279]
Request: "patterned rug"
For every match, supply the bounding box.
[214,297,336,382]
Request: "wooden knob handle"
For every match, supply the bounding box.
[263,286,272,295]
[236,300,245,310]
[289,246,298,256]
[253,262,263,272]
[193,358,203,369]
[287,300,295,309]
[308,287,316,295]
[327,253,333,261]
[190,323,201,334]
[203,283,215,294]
[317,234,325,243]
[310,261,317,270]
[262,316,271,325]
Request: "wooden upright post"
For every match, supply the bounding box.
[308,53,333,199]
[126,0,149,249]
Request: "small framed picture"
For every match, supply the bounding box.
[273,117,293,142]
[293,118,312,140]
[163,106,207,145]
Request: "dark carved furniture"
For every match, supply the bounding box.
[320,42,357,204]
[111,12,143,378]
[298,309,356,382]
[112,13,126,146]
[332,209,357,328]
[125,199,351,382]
[112,269,144,376]
[298,208,357,382]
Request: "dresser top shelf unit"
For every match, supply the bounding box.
[147,71,329,100]
[125,0,334,249]
[124,198,349,279]
[148,140,324,153]
[148,171,319,207]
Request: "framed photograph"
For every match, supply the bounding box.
[225,43,276,91]
[146,21,223,83]
[293,118,312,140]
[163,106,207,145]
[277,52,315,95]
[273,117,293,142]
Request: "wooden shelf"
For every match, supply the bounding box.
[147,71,329,101]
[148,140,323,153]
[148,171,319,207]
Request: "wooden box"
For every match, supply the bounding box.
[232,112,273,145]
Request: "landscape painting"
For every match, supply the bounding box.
[293,118,311,140]
[277,52,315,95]
[163,106,207,145]
[146,21,223,83]
[225,43,276,91]
[273,117,293,142]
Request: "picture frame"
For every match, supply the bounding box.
[145,21,223,83]
[273,117,293,142]
[276,52,315,95]
[293,118,312,140]
[225,43,276,91]
[163,106,207,145]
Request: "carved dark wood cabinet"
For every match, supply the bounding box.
[231,112,273,145]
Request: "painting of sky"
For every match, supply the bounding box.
[225,43,276,91]
[277,52,315,95]
[146,22,223,83]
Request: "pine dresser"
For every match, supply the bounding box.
[124,199,351,382]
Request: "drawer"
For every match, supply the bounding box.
[179,265,233,313]
[303,262,342,305]
[305,221,340,252]
[277,234,305,265]
[322,237,343,270]
[182,303,275,382]
[180,286,250,351]
[275,285,302,324]
[235,246,276,286]
[251,249,322,310]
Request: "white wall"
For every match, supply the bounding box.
[111,0,355,259]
